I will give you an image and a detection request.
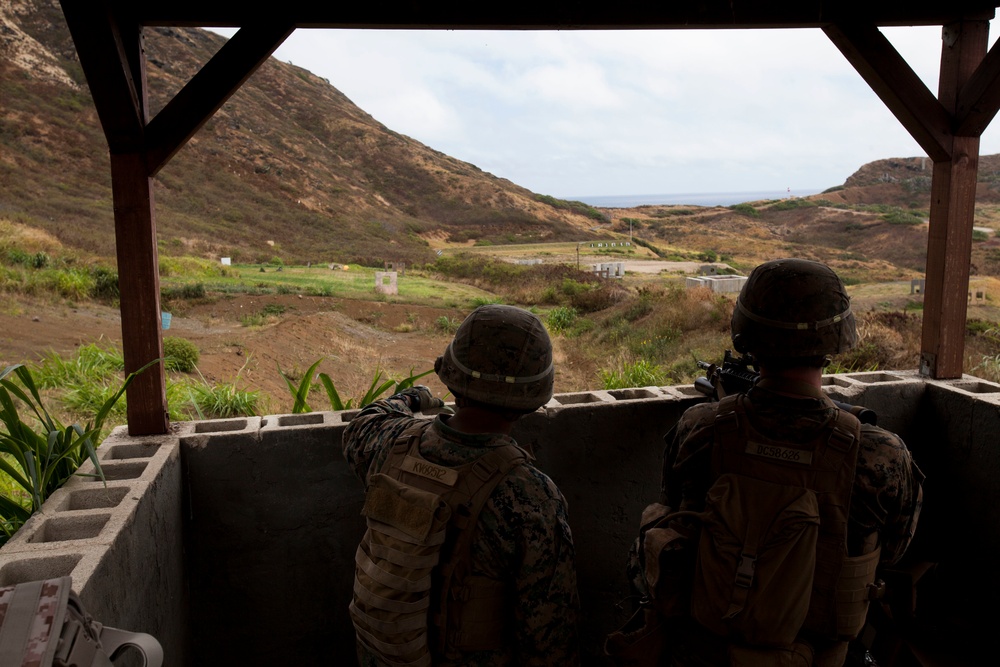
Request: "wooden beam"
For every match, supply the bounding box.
[955,37,1000,136]
[124,0,998,30]
[59,1,145,152]
[823,22,952,162]
[62,3,168,432]
[921,20,990,379]
[145,21,294,175]
[111,152,169,435]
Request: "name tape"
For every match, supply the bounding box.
[401,455,459,486]
[745,441,813,465]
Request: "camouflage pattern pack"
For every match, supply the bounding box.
[0,576,163,667]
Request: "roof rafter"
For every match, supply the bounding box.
[146,21,295,175]
[823,22,953,162]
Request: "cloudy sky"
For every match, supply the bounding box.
[212,25,1000,202]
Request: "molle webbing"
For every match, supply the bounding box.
[712,393,862,641]
[350,420,526,664]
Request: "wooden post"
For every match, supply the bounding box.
[111,153,169,434]
[921,20,989,379]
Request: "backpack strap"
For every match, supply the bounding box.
[435,442,528,654]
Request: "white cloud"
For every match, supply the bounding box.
[208,24,1000,198]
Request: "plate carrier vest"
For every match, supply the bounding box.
[349,420,528,666]
[691,390,881,654]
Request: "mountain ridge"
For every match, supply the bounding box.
[1,0,608,265]
[3,0,1000,271]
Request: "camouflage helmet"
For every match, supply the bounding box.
[731,258,858,358]
[435,304,554,411]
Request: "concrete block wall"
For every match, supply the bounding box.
[0,429,186,664]
[3,372,1000,664]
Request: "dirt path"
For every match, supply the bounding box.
[0,293,600,415]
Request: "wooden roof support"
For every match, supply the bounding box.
[922,20,990,379]
[60,3,292,433]
[823,23,952,162]
[824,20,998,379]
[146,21,294,175]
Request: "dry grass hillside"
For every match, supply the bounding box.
[0,0,608,266]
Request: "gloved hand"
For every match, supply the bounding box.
[408,385,445,412]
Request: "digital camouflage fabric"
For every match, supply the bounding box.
[343,388,580,666]
[0,579,65,667]
[435,305,554,412]
[731,258,858,358]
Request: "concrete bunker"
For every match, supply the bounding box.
[1,374,998,665]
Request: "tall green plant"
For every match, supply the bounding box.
[279,360,433,413]
[0,362,149,544]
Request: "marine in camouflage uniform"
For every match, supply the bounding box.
[343,305,580,667]
[621,259,923,667]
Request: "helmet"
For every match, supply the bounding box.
[731,258,858,358]
[435,305,554,411]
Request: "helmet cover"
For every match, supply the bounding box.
[435,304,554,411]
[731,258,858,358]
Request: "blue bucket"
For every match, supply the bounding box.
[161,312,172,330]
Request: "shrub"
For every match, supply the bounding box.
[882,209,925,225]
[163,336,200,372]
[547,306,578,334]
[768,198,816,212]
[32,343,124,389]
[90,266,119,301]
[436,316,460,334]
[53,269,94,300]
[729,203,759,218]
[184,381,261,418]
[599,358,664,389]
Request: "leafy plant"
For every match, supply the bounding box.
[0,361,151,545]
[279,360,433,413]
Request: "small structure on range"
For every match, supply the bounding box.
[374,271,398,295]
[686,274,747,293]
[592,262,625,279]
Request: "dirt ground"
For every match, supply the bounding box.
[0,292,600,415]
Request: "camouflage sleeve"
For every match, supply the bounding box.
[341,390,422,484]
[853,425,925,564]
[481,468,581,665]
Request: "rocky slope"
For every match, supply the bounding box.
[0,0,605,265]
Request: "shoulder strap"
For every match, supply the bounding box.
[381,419,437,475]
[433,443,528,651]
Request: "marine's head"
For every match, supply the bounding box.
[434,304,554,412]
[731,258,857,365]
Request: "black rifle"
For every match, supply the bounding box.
[695,350,878,426]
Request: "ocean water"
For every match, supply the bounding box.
[568,190,823,208]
